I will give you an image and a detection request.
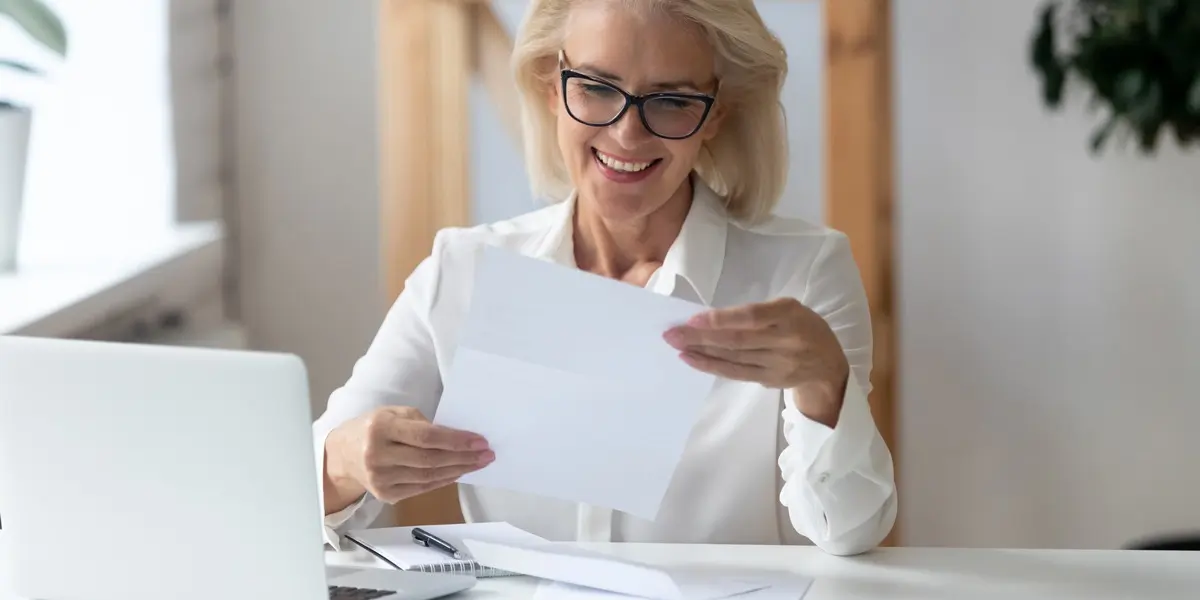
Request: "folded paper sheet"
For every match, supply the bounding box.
[433,245,716,519]
[532,579,815,600]
[463,538,776,600]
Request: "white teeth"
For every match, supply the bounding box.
[595,150,653,173]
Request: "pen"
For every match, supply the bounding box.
[411,527,465,560]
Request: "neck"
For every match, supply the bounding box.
[573,178,693,283]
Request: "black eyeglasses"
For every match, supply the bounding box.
[558,52,718,140]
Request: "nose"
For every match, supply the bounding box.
[608,104,654,145]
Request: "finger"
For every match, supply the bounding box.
[397,446,494,469]
[368,443,493,470]
[664,325,778,351]
[391,420,489,451]
[381,476,461,504]
[685,345,781,368]
[381,461,491,486]
[687,298,797,330]
[679,351,768,383]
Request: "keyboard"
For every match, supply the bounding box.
[328,585,395,599]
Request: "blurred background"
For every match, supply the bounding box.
[1,0,1197,551]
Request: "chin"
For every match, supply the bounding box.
[582,182,657,221]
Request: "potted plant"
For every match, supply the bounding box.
[1,0,66,272]
[1030,0,1200,154]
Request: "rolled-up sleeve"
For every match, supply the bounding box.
[318,466,376,549]
[312,230,452,549]
[777,231,898,556]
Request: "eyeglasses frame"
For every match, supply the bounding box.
[557,51,719,141]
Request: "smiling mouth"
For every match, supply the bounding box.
[593,148,662,173]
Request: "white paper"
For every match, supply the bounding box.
[533,579,814,600]
[463,538,770,600]
[344,522,546,569]
[433,244,716,519]
[739,580,815,600]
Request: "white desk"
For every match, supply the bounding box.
[3,538,1198,599]
[326,543,1200,599]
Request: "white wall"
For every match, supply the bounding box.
[895,0,1200,549]
[231,0,384,415]
[169,0,227,224]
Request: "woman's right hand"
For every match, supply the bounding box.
[322,406,494,513]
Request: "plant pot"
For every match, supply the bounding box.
[0,105,32,272]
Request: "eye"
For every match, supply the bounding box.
[652,96,706,112]
[581,83,619,97]
[660,97,695,109]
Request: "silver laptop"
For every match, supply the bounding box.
[0,336,475,600]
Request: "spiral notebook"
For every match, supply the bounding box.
[344,522,548,578]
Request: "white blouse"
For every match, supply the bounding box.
[313,180,897,556]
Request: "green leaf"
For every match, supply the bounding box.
[1044,70,1067,107]
[1031,2,1067,107]
[0,58,39,75]
[1146,0,1167,37]
[1136,81,1163,120]
[1035,0,1200,152]
[1115,70,1147,106]
[1030,3,1058,67]
[1090,113,1120,153]
[0,0,67,57]
[1171,122,1194,146]
[1137,122,1163,154]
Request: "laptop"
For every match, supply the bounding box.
[0,335,476,600]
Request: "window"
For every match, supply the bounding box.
[0,0,231,339]
[0,0,226,265]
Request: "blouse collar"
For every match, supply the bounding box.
[528,175,729,306]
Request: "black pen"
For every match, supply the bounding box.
[411,527,465,560]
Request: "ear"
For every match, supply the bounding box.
[698,101,727,142]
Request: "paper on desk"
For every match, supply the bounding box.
[463,538,771,600]
[433,244,716,519]
[533,579,814,600]
[344,522,547,569]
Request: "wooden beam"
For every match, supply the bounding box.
[380,0,473,302]
[380,0,430,303]
[823,0,897,544]
[471,2,522,148]
[380,0,473,526]
[428,0,473,231]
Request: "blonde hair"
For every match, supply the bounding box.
[511,0,789,223]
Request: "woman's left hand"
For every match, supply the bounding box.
[663,298,850,424]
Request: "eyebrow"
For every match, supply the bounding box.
[574,62,706,92]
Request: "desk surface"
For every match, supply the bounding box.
[3,537,1198,599]
[327,542,1200,599]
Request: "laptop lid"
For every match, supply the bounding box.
[0,336,328,600]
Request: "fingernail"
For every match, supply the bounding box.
[478,451,495,464]
[663,329,683,345]
[470,438,489,450]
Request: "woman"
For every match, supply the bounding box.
[315,0,896,556]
